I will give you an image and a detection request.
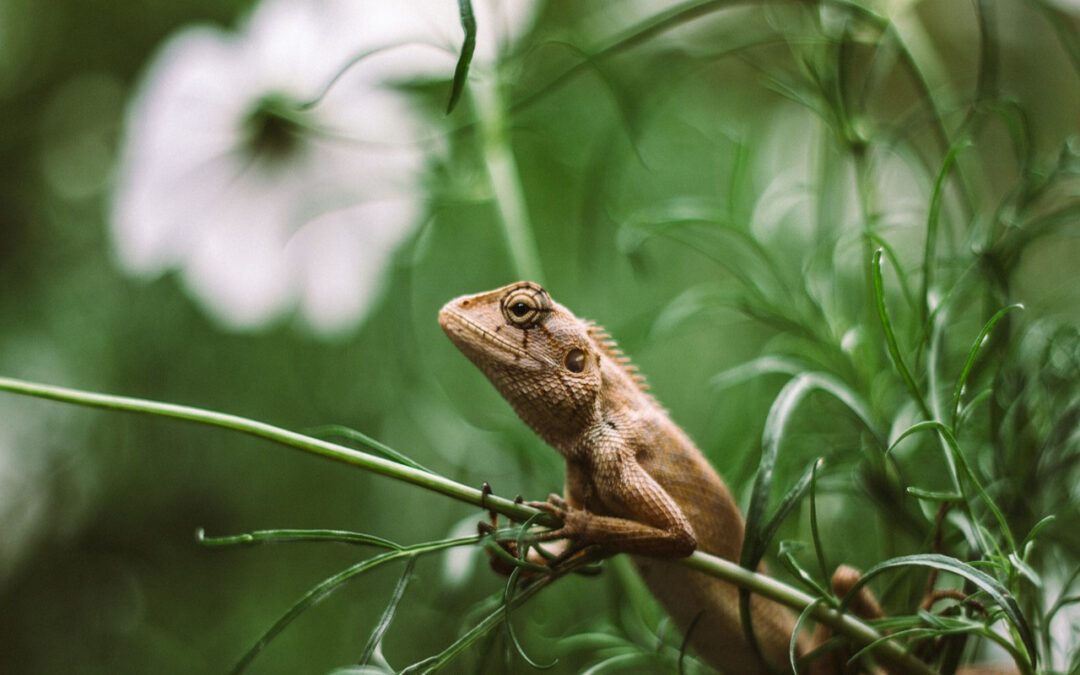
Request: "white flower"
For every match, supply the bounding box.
[111,0,534,334]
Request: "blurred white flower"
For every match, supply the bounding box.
[111,0,534,334]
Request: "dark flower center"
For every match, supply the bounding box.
[242,93,309,161]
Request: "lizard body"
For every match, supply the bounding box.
[439,281,802,673]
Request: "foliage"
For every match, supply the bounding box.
[1,0,1079,674]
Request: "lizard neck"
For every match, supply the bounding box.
[552,353,652,460]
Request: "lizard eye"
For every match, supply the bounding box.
[564,348,586,373]
[501,284,551,327]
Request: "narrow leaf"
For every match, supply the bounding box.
[360,557,417,666]
[841,554,1037,669]
[778,542,831,598]
[229,536,476,674]
[872,249,932,419]
[1020,515,1056,551]
[711,355,806,392]
[306,425,433,473]
[740,369,880,658]
[503,569,558,669]
[742,373,842,662]
[230,551,401,675]
[809,459,828,584]
[922,142,971,325]
[756,459,820,566]
[950,303,1024,428]
[791,599,828,674]
[904,488,962,503]
[446,0,476,114]
[197,528,402,550]
[890,420,1014,553]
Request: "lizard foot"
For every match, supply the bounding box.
[478,483,562,576]
[526,494,591,545]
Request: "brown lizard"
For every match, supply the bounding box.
[439,280,806,673]
[439,281,1023,675]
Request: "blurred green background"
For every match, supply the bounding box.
[2,1,1079,673]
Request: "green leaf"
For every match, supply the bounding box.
[620,196,785,296]
[446,0,476,114]
[306,425,433,473]
[740,368,877,662]
[890,420,1014,554]
[580,653,656,675]
[872,249,932,419]
[196,527,402,550]
[921,141,971,325]
[841,554,1037,670]
[791,599,828,674]
[229,536,476,674]
[865,232,918,315]
[230,552,403,674]
[502,568,558,669]
[950,303,1024,428]
[1008,552,1042,588]
[1020,515,1056,551]
[360,557,417,666]
[711,355,806,392]
[778,539,831,598]
[808,459,828,584]
[744,373,878,571]
[754,459,821,567]
[904,487,962,503]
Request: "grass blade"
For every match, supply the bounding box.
[840,553,1036,671]
[231,551,400,675]
[756,459,820,568]
[745,373,879,569]
[398,565,571,673]
[890,420,1014,554]
[921,142,971,325]
[445,0,476,114]
[197,528,402,550]
[741,369,877,665]
[949,303,1024,428]
[503,568,558,669]
[808,459,828,585]
[791,599,828,674]
[230,537,477,674]
[360,557,417,666]
[306,425,433,473]
[872,249,932,419]
[711,355,806,392]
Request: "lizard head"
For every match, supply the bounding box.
[439,281,603,446]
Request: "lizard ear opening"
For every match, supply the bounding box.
[564,348,586,373]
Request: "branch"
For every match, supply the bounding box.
[0,375,931,673]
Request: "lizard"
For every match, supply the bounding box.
[438,280,807,674]
[438,281,1023,675]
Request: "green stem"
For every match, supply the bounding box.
[0,376,538,524]
[683,553,937,675]
[474,74,545,283]
[0,375,933,672]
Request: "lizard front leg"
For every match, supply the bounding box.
[529,450,697,559]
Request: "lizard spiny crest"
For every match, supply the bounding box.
[585,322,650,391]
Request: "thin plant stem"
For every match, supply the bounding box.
[0,375,538,524]
[682,553,937,675]
[474,73,545,283]
[0,375,933,672]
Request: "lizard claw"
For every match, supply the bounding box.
[527,493,569,513]
[526,494,585,543]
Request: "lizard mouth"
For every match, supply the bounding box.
[438,302,536,364]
